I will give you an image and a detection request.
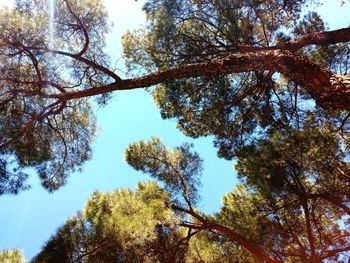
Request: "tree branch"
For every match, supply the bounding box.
[171,204,280,263]
[63,0,90,57]
[287,27,350,51]
[50,48,350,110]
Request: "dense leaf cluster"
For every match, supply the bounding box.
[0,248,26,263]
[33,136,350,262]
[124,0,350,159]
[0,0,110,192]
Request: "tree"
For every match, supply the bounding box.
[33,137,350,262]
[33,182,194,263]
[32,139,260,262]
[0,0,350,193]
[125,138,278,262]
[126,138,350,262]
[231,123,350,262]
[0,249,26,263]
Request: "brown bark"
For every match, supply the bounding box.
[301,201,316,261]
[309,194,350,215]
[229,27,350,52]
[206,223,280,263]
[7,27,347,111]
[286,27,350,51]
[53,48,350,110]
[321,245,350,260]
[171,204,280,263]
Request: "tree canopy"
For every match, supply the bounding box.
[33,138,350,262]
[0,248,26,263]
[0,0,349,193]
[1,0,350,261]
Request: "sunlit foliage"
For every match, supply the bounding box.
[34,138,350,262]
[0,0,350,194]
[0,249,26,263]
[123,0,350,159]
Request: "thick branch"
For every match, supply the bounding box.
[52,49,350,110]
[321,245,350,260]
[172,204,280,263]
[302,201,316,260]
[222,27,350,53]
[287,27,350,51]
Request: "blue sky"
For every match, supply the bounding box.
[0,0,349,260]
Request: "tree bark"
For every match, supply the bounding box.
[171,204,280,263]
[54,49,350,110]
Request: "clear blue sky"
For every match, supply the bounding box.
[0,0,349,260]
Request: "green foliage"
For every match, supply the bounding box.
[120,137,350,261]
[0,0,108,193]
[0,0,349,196]
[124,0,307,70]
[0,98,95,193]
[33,135,350,262]
[232,125,350,262]
[0,249,26,263]
[32,180,259,262]
[186,230,257,263]
[33,182,188,263]
[235,124,348,199]
[1,0,350,260]
[124,137,350,262]
[123,0,350,160]
[125,137,202,206]
[121,4,350,257]
[0,159,29,195]
[218,185,275,250]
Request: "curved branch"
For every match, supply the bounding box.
[11,27,350,111]
[225,27,350,53]
[26,46,122,81]
[321,245,350,260]
[172,204,280,263]
[63,0,90,56]
[52,48,350,110]
[287,27,350,51]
